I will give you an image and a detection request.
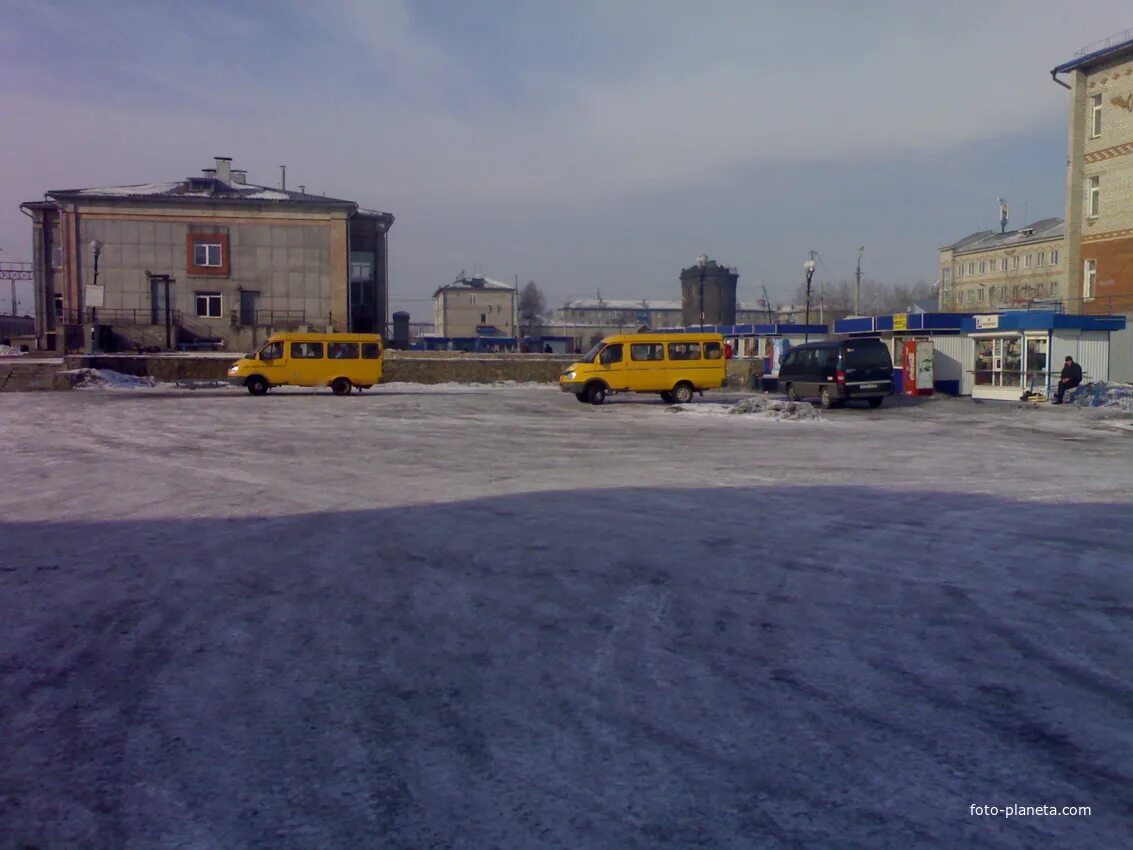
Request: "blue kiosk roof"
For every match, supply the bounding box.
[959,311,1126,332]
[671,323,828,335]
[835,313,971,335]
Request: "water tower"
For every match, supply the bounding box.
[680,257,738,327]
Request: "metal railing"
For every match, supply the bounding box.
[59,307,184,326]
[1073,28,1133,59]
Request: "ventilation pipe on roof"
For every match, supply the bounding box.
[214,156,232,183]
[202,168,216,178]
[231,170,247,184]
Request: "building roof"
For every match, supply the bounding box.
[562,298,771,312]
[47,176,361,207]
[1052,29,1133,75]
[941,218,1064,255]
[434,273,515,297]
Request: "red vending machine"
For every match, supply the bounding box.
[903,340,935,396]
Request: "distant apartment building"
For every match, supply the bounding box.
[433,273,516,338]
[938,219,1066,311]
[555,296,774,329]
[20,156,393,352]
[1053,31,1133,315]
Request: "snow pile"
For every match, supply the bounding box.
[0,344,28,356]
[1068,381,1133,412]
[64,369,158,390]
[667,397,820,420]
[725,396,820,420]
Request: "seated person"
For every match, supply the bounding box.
[1053,355,1082,404]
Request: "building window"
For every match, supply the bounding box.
[1037,252,1045,267]
[53,294,64,319]
[480,313,486,323]
[1091,93,1102,138]
[977,288,985,302]
[967,262,975,276]
[1050,249,1059,265]
[942,268,951,284]
[978,260,986,274]
[1023,254,1032,269]
[195,292,222,318]
[1000,257,1008,272]
[1088,176,1100,217]
[956,290,964,304]
[957,265,964,279]
[186,233,230,277]
[1083,259,1096,299]
[1011,256,1019,270]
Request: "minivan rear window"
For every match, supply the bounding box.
[843,342,891,369]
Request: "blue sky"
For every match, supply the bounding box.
[2,0,1131,316]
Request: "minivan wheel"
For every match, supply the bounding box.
[819,386,838,409]
[331,377,353,396]
[672,382,694,404]
[587,383,607,405]
[246,375,269,396]
[786,384,799,402]
[867,396,884,409]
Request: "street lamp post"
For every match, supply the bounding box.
[803,256,817,343]
[855,246,864,316]
[696,254,708,329]
[89,240,102,353]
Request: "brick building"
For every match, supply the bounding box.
[20,157,393,352]
[938,218,1065,311]
[432,273,517,339]
[1053,31,1133,315]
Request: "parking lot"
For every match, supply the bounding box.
[2,384,1132,848]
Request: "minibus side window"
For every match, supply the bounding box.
[668,342,701,360]
[599,344,623,365]
[361,343,381,359]
[329,342,359,359]
[260,341,283,361]
[291,342,323,359]
[704,341,723,359]
[630,343,664,361]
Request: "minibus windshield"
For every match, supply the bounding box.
[580,342,605,363]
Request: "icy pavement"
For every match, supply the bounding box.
[1,386,1132,848]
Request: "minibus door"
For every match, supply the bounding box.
[598,343,627,389]
[257,340,286,375]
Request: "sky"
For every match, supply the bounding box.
[2,0,1132,318]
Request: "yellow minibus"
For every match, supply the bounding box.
[559,332,727,405]
[227,332,383,395]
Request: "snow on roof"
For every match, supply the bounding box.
[942,219,1064,254]
[433,274,515,297]
[53,176,356,206]
[563,299,681,310]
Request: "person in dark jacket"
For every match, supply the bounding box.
[1053,356,1083,404]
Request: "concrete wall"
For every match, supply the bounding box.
[2,351,574,391]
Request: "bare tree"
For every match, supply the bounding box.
[518,280,547,337]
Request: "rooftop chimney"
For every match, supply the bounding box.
[214,156,232,183]
[202,168,217,178]
[231,169,247,184]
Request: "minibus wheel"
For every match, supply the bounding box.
[246,376,269,396]
[331,377,353,396]
[586,383,607,405]
[671,382,694,404]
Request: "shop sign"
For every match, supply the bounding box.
[974,314,999,329]
[893,313,908,331]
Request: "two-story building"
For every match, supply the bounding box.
[938,219,1066,311]
[20,156,393,352]
[432,273,517,339]
[1053,31,1133,316]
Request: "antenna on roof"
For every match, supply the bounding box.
[998,197,1009,233]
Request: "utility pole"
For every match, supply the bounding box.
[855,246,864,315]
[761,285,774,325]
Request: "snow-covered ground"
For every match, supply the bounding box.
[1,385,1131,849]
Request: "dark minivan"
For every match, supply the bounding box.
[778,339,893,409]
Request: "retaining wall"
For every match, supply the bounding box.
[1,352,574,391]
